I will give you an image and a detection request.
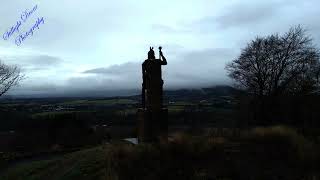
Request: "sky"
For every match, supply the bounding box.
[0,0,320,97]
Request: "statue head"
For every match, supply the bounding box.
[148,47,155,59]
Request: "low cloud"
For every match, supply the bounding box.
[1,54,63,72]
[26,55,63,67]
[9,48,236,97]
[83,62,139,76]
[79,48,234,91]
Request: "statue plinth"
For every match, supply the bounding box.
[137,108,168,143]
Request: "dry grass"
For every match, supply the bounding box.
[1,127,319,180]
[249,126,318,163]
[103,128,320,179]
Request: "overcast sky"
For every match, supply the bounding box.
[1,0,320,96]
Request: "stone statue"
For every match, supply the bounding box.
[142,47,167,109]
[138,46,168,143]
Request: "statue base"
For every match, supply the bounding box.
[137,108,168,143]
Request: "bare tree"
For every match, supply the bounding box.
[0,60,23,97]
[226,25,320,96]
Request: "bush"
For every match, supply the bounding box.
[104,134,231,180]
[104,128,320,179]
[248,126,318,170]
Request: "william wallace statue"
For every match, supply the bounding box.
[138,46,168,143]
[142,46,167,111]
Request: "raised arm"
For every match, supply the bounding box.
[160,51,167,65]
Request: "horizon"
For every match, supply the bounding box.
[1,84,235,98]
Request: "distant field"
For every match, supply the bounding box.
[168,105,185,113]
[31,111,95,119]
[60,99,138,106]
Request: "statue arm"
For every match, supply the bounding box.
[160,52,167,65]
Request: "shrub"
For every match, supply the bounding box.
[103,128,319,179]
[249,126,318,167]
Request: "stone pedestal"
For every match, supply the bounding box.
[137,108,168,143]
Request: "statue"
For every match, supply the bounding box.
[142,47,167,109]
[137,46,168,143]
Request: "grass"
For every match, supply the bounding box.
[248,126,318,165]
[168,105,185,113]
[0,147,108,180]
[1,126,319,180]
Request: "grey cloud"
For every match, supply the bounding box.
[21,84,59,92]
[190,1,290,32]
[27,55,63,67]
[164,48,235,88]
[215,2,279,29]
[1,54,63,72]
[79,48,235,91]
[66,76,139,91]
[11,48,235,96]
[82,68,109,74]
[8,83,60,97]
[83,62,139,75]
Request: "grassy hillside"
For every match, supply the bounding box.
[1,126,319,180]
[1,146,108,180]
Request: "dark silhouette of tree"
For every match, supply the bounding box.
[0,60,23,96]
[226,25,320,96]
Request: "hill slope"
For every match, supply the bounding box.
[0,146,108,180]
[1,127,319,180]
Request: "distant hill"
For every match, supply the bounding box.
[2,89,140,99]
[202,85,243,96]
[166,85,242,98]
